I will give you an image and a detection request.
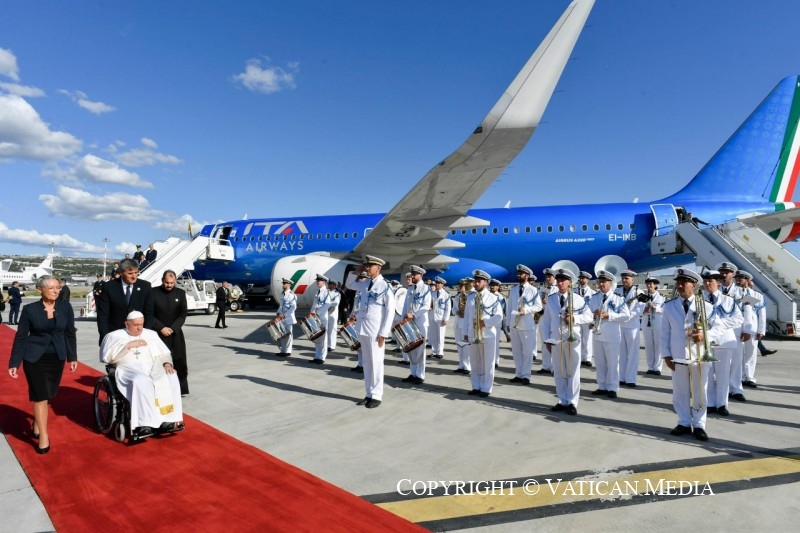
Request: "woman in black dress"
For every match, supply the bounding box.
[8,275,78,454]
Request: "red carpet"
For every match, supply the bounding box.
[0,325,424,532]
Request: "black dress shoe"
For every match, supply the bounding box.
[536,368,550,374]
[693,428,709,441]
[566,404,577,416]
[411,377,424,385]
[401,375,414,382]
[742,380,758,388]
[433,354,444,359]
[607,391,617,399]
[653,370,662,376]
[214,326,222,329]
[509,377,522,383]
[223,325,228,328]
[521,378,530,385]
[581,361,592,367]
[312,359,324,365]
[467,389,481,395]
[551,403,566,412]
[761,349,777,356]
[670,424,691,436]
[619,381,627,385]
[366,399,381,409]
[453,368,465,373]
[591,389,607,396]
[707,406,717,414]
[625,382,636,388]
[716,406,729,416]
[356,397,370,406]
[351,365,363,373]
[730,393,746,402]
[479,392,490,398]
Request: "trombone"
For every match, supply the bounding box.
[685,286,716,411]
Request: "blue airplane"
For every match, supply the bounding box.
[194,0,800,307]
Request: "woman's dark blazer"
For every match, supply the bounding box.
[9,299,78,368]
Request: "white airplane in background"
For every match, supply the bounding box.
[0,254,55,288]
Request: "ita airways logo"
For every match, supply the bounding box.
[242,220,309,236]
[291,269,309,294]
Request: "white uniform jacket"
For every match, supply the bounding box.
[278,290,297,325]
[541,291,593,343]
[588,291,630,342]
[462,288,503,342]
[507,283,543,331]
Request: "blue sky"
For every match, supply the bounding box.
[2,0,800,260]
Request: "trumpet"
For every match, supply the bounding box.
[457,291,466,318]
[593,295,606,336]
[560,287,577,378]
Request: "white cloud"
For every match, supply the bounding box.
[232,57,298,94]
[58,89,116,115]
[0,221,103,253]
[39,185,162,221]
[0,48,20,81]
[0,94,82,161]
[111,138,182,167]
[0,81,45,98]
[75,154,153,188]
[154,213,205,235]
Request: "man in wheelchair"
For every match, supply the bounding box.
[100,311,184,438]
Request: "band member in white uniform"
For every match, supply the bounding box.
[715,262,752,404]
[276,278,297,357]
[506,264,542,385]
[701,270,743,416]
[616,270,645,387]
[661,268,716,442]
[575,271,596,367]
[325,280,341,351]
[309,274,330,364]
[349,271,369,373]
[589,270,630,399]
[397,273,413,364]
[489,279,506,368]
[537,268,558,373]
[401,265,431,384]
[345,256,395,408]
[429,276,451,359]
[641,276,665,375]
[452,279,472,375]
[463,269,503,397]
[542,268,592,415]
[737,271,765,389]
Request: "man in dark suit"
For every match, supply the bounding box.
[141,243,157,270]
[215,281,229,328]
[152,270,189,395]
[96,258,154,344]
[59,278,71,303]
[7,281,23,324]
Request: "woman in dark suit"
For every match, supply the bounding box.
[8,275,78,454]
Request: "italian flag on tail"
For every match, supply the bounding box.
[769,79,800,242]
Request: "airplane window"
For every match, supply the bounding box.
[283,235,287,241]
[605,224,611,230]
[547,225,553,232]
[472,229,477,234]
[307,234,312,240]
[593,224,599,231]
[353,232,359,238]
[317,233,322,239]
[630,223,636,229]
[558,225,564,232]
[525,226,531,233]
[326,233,331,239]
[482,228,488,234]
[299,234,304,240]
[250,236,255,242]
[536,226,542,233]
[582,224,588,231]
[344,232,349,239]
[450,230,456,235]
[258,236,262,241]
[503,227,509,234]
[513,226,519,234]
[617,223,623,230]
[569,225,576,232]
[461,230,467,235]
[492,227,498,234]
[334,233,340,239]
[290,234,296,240]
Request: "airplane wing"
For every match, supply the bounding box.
[350,0,595,270]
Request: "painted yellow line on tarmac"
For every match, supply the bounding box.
[378,454,800,523]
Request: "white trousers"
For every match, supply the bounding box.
[742,337,758,382]
[326,313,338,349]
[619,327,640,384]
[672,362,709,429]
[429,321,446,356]
[470,339,496,393]
[593,340,620,392]
[362,339,385,401]
[642,325,662,372]
[552,340,581,406]
[408,323,428,379]
[314,329,328,360]
[579,324,593,362]
[278,330,293,355]
[454,324,471,371]
[510,328,535,379]
[707,347,734,407]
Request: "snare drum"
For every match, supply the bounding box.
[391,316,424,353]
[338,317,361,351]
[299,313,326,341]
[265,316,290,343]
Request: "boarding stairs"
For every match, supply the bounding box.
[137,235,235,287]
[672,220,800,335]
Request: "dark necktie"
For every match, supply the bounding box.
[560,295,566,308]
[125,284,132,305]
[723,286,729,295]
[368,279,374,291]
[519,285,523,297]
[683,299,690,314]
[709,293,716,305]
[580,288,585,296]
[602,294,607,305]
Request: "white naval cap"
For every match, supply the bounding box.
[363,255,386,266]
[596,270,616,282]
[715,261,737,273]
[619,269,637,278]
[516,264,533,276]
[434,276,446,284]
[542,268,554,276]
[644,276,660,284]
[472,269,491,281]
[734,270,753,280]
[315,273,329,282]
[281,278,293,286]
[674,268,701,284]
[579,271,592,280]
[701,269,723,280]
[409,265,426,275]
[489,278,502,286]
[554,268,575,281]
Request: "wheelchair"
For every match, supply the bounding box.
[93,364,184,443]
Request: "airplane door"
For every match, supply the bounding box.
[649,204,679,237]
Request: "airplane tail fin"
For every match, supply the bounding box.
[664,76,800,204]
[40,254,54,272]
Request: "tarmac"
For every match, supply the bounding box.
[2,299,800,532]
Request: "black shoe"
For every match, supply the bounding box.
[619,381,627,385]
[693,428,709,441]
[134,426,155,438]
[214,326,222,329]
[707,406,717,414]
[366,399,381,409]
[536,368,550,374]
[521,378,530,385]
[495,364,499,369]
[607,391,617,399]
[402,375,414,382]
[509,377,522,383]
[223,325,228,328]
[454,368,466,373]
[761,349,777,356]
[670,424,691,436]
[312,358,324,365]
[351,365,363,373]
[591,389,607,396]
[36,444,51,454]
[625,382,636,388]
[479,392,490,398]
[652,370,662,376]
[551,403,566,412]
[742,380,758,388]
[399,361,411,366]
[467,389,481,396]
[532,356,537,361]
[730,393,746,402]
[717,406,729,416]
[566,404,577,416]
[433,354,444,359]
[356,397,370,406]
[411,377,424,385]
[581,361,592,367]
[276,352,288,357]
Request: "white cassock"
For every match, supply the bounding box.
[100,328,183,430]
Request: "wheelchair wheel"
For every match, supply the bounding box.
[115,421,127,443]
[93,377,117,435]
